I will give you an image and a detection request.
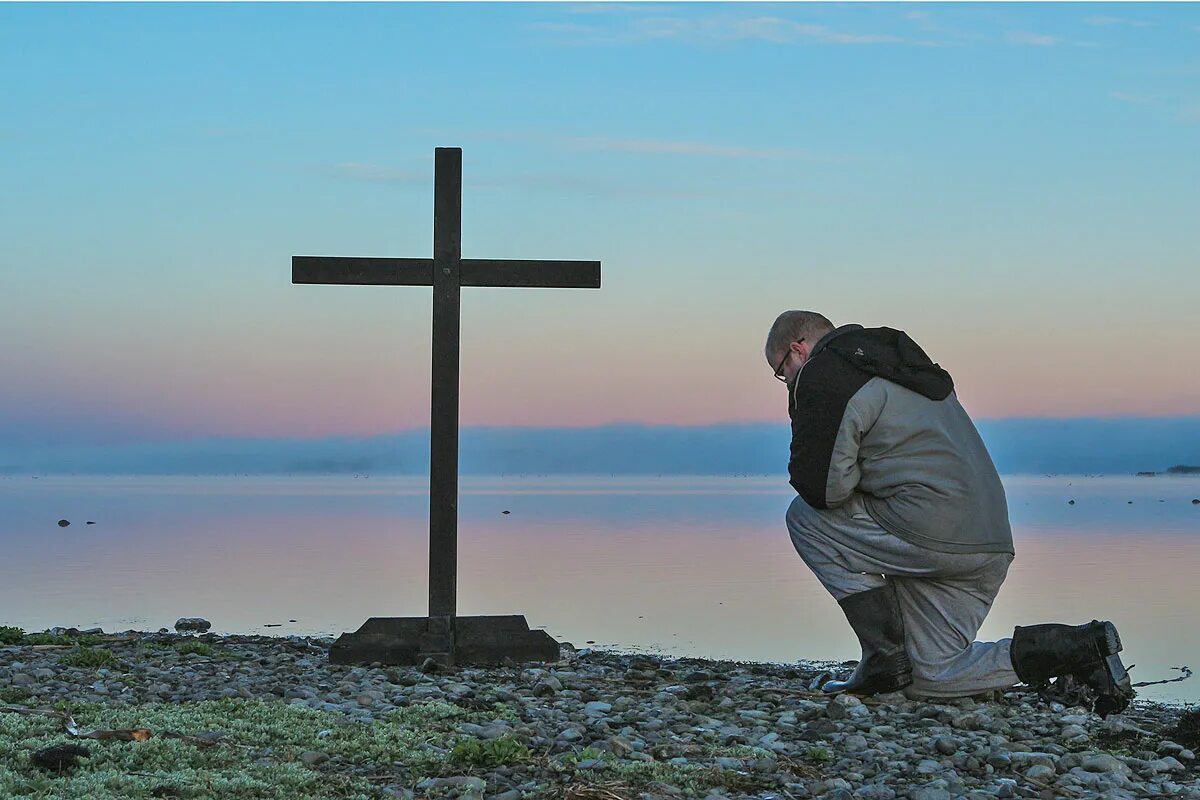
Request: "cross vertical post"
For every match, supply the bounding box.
[292,146,600,666]
[429,148,461,647]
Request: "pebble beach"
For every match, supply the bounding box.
[1,627,1198,800]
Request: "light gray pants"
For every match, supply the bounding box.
[786,493,1020,699]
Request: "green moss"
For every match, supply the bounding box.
[712,767,782,793]
[59,647,118,669]
[603,758,709,792]
[554,746,615,770]
[447,736,532,768]
[1,698,486,798]
[0,686,31,704]
[23,633,104,647]
[176,642,212,657]
[805,745,832,762]
[0,626,24,645]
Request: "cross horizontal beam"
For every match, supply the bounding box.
[293,256,601,288]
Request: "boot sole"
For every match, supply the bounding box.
[822,671,913,696]
[1085,654,1135,718]
[1099,621,1122,657]
[1100,653,1131,691]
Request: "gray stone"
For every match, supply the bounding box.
[1100,715,1152,737]
[1080,753,1129,774]
[10,673,35,686]
[1060,724,1088,739]
[819,789,855,800]
[299,751,329,767]
[844,734,869,752]
[908,788,952,800]
[931,736,958,756]
[1008,751,1056,768]
[1146,756,1185,774]
[915,758,942,775]
[174,618,211,632]
[416,776,486,792]
[1025,764,1055,782]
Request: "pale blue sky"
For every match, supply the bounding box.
[2,2,1198,446]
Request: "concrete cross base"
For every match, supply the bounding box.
[328,614,560,666]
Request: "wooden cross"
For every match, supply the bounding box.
[293,147,600,665]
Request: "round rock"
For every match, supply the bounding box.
[174,618,211,633]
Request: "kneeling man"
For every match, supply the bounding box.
[767,311,1133,716]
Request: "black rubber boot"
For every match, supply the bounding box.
[822,582,913,696]
[1010,619,1134,716]
[1009,620,1123,684]
[1074,655,1136,718]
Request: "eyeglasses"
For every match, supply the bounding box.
[773,338,805,383]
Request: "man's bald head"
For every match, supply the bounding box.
[764,310,835,366]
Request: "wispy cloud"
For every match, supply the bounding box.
[1005,30,1096,48]
[560,136,805,160]
[406,128,825,162]
[530,13,912,47]
[1005,30,1061,47]
[321,159,740,199]
[726,17,906,45]
[1109,90,1157,105]
[897,9,986,46]
[1085,15,1152,28]
[326,162,426,185]
[198,125,267,139]
[468,173,727,200]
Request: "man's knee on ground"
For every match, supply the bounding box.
[899,644,1017,700]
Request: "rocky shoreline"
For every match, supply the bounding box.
[1,627,1198,799]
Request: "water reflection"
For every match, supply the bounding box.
[1,474,1197,703]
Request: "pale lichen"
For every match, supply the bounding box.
[0,697,517,799]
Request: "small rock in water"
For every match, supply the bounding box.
[57,519,70,527]
[501,510,511,515]
[288,619,297,623]
[1068,500,1075,505]
[86,521,96,525]
[174,617,212,633]
[1192,498,1199,505]
[264,624,281,628]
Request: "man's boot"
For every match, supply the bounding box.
[822,581,913,696]
[1010,620,1134,715]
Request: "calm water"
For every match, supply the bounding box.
[2,474,1198,704]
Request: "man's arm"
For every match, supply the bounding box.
[789,386,879,509]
